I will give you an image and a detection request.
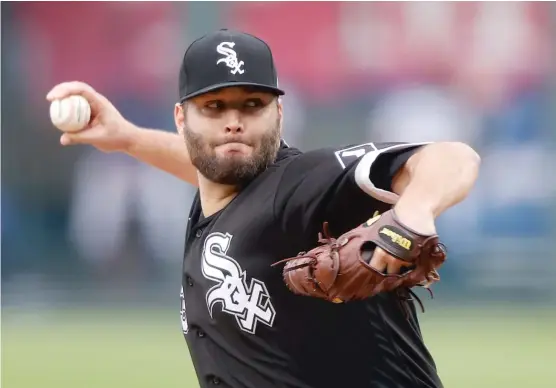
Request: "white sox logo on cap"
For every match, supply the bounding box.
[216,42,245,75]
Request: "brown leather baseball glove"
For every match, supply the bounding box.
[272,209,447,311]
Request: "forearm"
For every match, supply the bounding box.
[125,126,198,186]
[393,142,480,232]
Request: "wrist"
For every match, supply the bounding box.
[393,197,436,235]
[121,120,140,154]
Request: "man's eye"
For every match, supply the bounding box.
[245,99,263,108]
[205,101,223,110]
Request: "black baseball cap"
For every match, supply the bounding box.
[178,29,285,102]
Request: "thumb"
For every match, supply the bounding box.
[60,133,71,146]
[60,126,104,146]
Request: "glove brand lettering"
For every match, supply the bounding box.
[379,227,412,250]
[201,232,276,334]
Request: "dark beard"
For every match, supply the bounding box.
[183,119,281,186]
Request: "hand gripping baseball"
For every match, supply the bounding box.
[46,81,134,152]
[272,209,447,310]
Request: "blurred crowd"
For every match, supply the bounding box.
[2,2,555,305]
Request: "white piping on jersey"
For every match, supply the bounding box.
[354,142,432,205]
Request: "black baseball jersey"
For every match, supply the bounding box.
[181,141,443,388]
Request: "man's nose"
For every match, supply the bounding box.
[224,111,243,134]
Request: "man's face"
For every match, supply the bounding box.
[176,87,282,186]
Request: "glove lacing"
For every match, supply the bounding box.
[272,222,338,273]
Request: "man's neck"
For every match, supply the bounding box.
[197,173,240,217]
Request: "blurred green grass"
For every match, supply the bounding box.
[2,305,555,388]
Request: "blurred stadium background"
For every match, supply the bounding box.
[2,2,556,387]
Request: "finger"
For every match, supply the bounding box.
[47,81,96,100]
[60,133,71,146]
[386,259,403,275]
[368,250,387,274]
[46,81,105,116]
[370,248,410,275]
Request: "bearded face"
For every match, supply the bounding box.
[180,87,282,186]
[183,116,281,186]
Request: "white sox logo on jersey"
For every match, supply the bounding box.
[201,232,275,334]
[216,42,245,75]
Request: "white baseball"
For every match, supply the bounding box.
[49,95,91,133]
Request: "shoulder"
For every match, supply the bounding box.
[275,143,367,171]
[276,142,407,175]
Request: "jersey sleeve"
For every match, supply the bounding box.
[273,142,430,240]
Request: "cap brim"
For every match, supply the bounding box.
[180,82,285,102]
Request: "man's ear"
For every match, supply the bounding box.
[174,102,185,136]
[277,98,284,134]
